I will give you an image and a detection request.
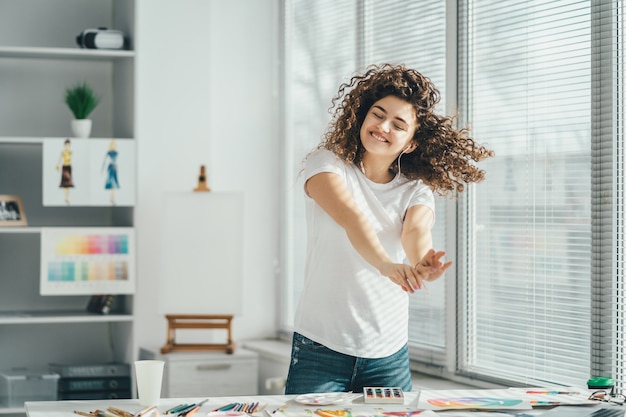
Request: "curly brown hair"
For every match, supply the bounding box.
[319,63,494,195]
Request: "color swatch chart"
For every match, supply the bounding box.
[54,234,129,255]
[40,228,136,295]
[47,261,128,282]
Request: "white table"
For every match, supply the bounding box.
[25,396,285,417]
[24,391,612,417]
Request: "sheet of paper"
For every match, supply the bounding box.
[507,387,598,407]
[278,410,438,417]
[538,405,624,416]
[417,389,533,411]
[434,412,541,417]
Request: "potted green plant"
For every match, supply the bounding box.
[65,82,100,138]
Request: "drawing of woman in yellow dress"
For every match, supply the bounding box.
[56,139,74,204]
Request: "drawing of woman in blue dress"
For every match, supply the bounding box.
[102,139,120,204]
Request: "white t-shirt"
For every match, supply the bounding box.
[293,148,435,358]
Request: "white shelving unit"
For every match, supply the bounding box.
[0,311,134,325]
[0,46,135,60]
[0,1,136,414]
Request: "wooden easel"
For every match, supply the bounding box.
[160,314,235,354]
[193,165,211,192]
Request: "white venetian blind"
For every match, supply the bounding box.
[282,0,358,328]
[282,0,450,365]
[458,0,624,386]
[608,0,626,391]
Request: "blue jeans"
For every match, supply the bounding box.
[284,332,412,394]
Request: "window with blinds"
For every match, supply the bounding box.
[283,0,626,388]
[615,0,626,391]
[458,0,626,387]
[281,0,450,365]
[281,0,358,329]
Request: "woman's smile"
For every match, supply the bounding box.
[370,131,389,143]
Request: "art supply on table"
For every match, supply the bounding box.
[75,408,137,417]
[208,402,267,416]
[164,404,189,415]
[526,390,580,395]
[108,407,134,417]
[74,412,96,417]
[179,399,208,417]
[588,376,616,395]
[182,407,199,417]
[271,403,290,414]
[135,405,157,417]
[363,387,405,404]
[254,404,267,413]
[174,404,197,415]
[213,403,235,412]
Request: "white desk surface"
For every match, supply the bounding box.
[24,391,611,417]
[25,396,293,416]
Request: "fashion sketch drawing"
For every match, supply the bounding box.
[102,139,120,204]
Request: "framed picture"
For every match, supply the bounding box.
[0,195,28,227]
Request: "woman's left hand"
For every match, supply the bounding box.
[415,248,452,282]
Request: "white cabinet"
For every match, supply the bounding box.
[241,340,290,395]
[0,1,136,414]
[139,348,259,398]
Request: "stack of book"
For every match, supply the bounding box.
[49,362,132,400]
[86,295,116,314]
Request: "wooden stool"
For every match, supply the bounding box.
[160,314,235,354]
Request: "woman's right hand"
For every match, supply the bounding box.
[415,249,452,283]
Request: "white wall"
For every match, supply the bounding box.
[134,0,280,353]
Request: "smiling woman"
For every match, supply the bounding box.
[284,64,494,395]
[281,0,454,380]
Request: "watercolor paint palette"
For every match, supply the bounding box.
[363,387,405,404]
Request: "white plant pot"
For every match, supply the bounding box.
[71,119,92,138]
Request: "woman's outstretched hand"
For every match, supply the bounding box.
[415,249,452,283]
[380,250,452,293]
[379,262,424,293]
